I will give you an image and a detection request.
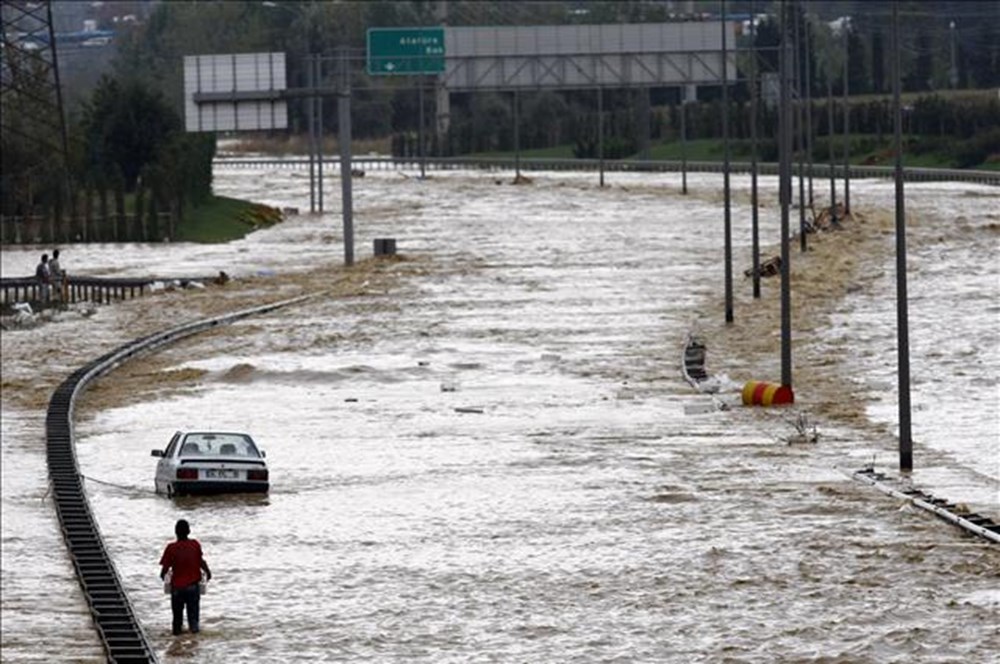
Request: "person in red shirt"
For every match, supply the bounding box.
[159,519,212,635]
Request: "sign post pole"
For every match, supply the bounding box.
[338,47,354,266]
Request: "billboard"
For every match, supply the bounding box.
[184,52,287,132]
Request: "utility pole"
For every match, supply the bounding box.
[513,89,521,179]
[316,56,324,213]
[842,18,851,216]
[0,0,72,243]
[337,47,355,266]
[722,0,733,324]
[779,0,794,388]
[795,7,807,252]
[598,87,605,187]
[680,96,688,195]
[892,0,913,472]
[307,55,317,213]
[805,15,814,210]
[827,72,837,226]
[418,75,426,179]
[749,0,761,299]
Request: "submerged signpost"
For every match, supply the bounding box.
[367,28,446,179]
[184,51,356,266]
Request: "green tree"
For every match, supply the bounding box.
[83,76,180,192]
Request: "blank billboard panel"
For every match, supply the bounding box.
[443,22,737,91]
[184,53,287,132]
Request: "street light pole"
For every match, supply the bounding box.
[722,0,733,324]
[795,7,807,252]
[316,55,324,213]
[338,47,355,266]
[892,0,913,472]
[598,86,605,188]
[307,53,316,213]
[842,19,851,216]
[779,0,794,388]
[418,75,426,179]
[749,0,761,299]
[513,89,521,178]
[805,16,814,210]
[261,2,355,266]
[827,70,837,226]
[680,96,688,195]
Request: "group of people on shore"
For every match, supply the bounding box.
[34,249,67,303]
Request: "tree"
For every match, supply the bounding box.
[83,76,181,192]
[905,29,933,91]
[871,27,885,93]
[523,92,570,148]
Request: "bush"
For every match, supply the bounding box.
[951,128,1000,168]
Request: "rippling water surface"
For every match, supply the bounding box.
[2,167,997,662]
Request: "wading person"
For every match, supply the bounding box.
[159,519,212,635]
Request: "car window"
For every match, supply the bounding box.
[164,432,181,458]
[182,432,261,458]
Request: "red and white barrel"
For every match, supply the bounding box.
[741,380,795,406]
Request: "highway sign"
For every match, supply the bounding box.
[184,52,287,132]
[367,27,445,75]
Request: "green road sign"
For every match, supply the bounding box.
[367,27,445,75]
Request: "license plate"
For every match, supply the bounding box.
[204,469,238,479]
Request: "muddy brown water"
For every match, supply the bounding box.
[1,170,997,662]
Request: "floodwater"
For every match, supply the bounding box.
[1,164,997,663]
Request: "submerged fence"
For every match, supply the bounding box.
[46,292,318,662]
[211,155,1000,186]
[3,158,994,248]
[0,212,174,246]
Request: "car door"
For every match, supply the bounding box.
[156,432,181,491]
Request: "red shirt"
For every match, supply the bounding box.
[160,539,203,589]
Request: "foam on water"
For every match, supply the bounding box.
[2,166,997,662]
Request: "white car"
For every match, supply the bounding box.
[152,431,269,497]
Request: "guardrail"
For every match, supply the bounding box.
[214,155,1000,185]
[850,468,1000,544]
[1,276,217,309]
[46,291,320,662]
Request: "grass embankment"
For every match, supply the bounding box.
[466,144,577,159]
[176,195,282,243]
[222,134,391,156]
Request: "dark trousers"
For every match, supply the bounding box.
[171,583,201,635]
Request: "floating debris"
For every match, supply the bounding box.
[743,255,782,279]
[681,334,708,386]
[683,401,716,415]
[785,412,818,444]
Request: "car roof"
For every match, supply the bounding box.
[181,430,254,437]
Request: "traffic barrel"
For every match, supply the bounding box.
[741,380,794,406]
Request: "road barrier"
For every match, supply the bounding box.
[741,380,795,406]
[45,291,320,662]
